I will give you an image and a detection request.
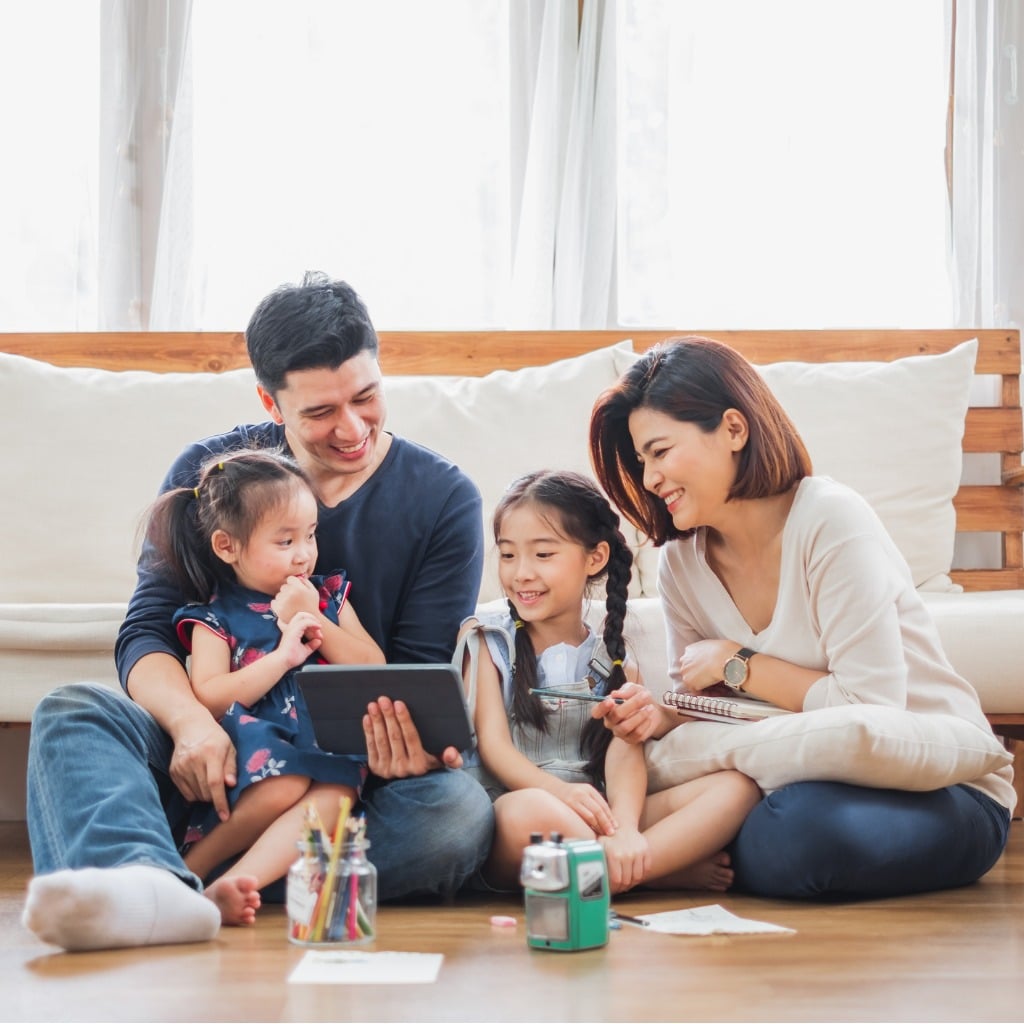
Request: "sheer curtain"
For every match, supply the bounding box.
[615,0,955,329]
[947,0,1024,330]
[1,1,1021,333]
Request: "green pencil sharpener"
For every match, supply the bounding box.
[520,832,609,952]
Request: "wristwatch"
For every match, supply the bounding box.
[722,647,756,691]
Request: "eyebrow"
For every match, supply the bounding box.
[297,383,378,416]
[636,435,670,457]
[496,535,564,546]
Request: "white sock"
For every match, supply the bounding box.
[21,865,221,952]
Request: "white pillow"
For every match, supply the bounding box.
[643,703,1011,794]
[384,341,637,602]
[0,353,264,604]
[614,340,978,594]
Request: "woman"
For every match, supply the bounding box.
[588,335,1013,899]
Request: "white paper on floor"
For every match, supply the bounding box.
[288,949,444,984]
[635,904,795,936]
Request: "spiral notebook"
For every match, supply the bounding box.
[662,690,791,723]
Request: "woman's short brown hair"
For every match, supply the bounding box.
[589,336,812,545]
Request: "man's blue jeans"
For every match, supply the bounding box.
[27,683,494,901]
[729,779,1010,899]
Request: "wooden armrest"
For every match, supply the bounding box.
[1001,466,1024,488]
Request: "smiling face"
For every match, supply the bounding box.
[212,483,319,596]
[496,503,609,634]
[628,406,748,533]
[257,350,390,505]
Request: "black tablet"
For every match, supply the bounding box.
[296,663,476,757]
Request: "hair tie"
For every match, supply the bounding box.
[514,619,525,630]
[217,462,225,471]
[193,487,200,499]
[612,659,623,667]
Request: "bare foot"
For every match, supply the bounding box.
[671,851,734,892]
[204,875,262,926]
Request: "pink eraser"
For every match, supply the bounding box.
[490,915,517,928]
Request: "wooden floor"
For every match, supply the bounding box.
[3,821,1024,1024]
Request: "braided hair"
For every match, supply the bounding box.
[144,447,315,603]
[495,470,634,782]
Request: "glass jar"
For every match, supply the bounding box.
[287,835,377,947]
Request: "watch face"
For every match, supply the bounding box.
[723,657,746,687]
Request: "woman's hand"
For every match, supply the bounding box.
[601,827,651,893]
[591,682,664,744]
[272,574,321,626]
[552,781,617,837]
[678,638,737,692]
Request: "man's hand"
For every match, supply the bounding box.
[362,697,462,778]
[168,708,237,821]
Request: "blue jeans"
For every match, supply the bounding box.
[729,780,1010,900]
[27,683,494,901]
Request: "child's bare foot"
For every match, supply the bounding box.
[204,875,262,926]
[672,851,734,891]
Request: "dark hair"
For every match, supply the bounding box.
[495,470,633,782]
[145,448,315,603]
[245,271,380,396]
[589,336,812,545]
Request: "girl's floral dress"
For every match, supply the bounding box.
[173,572,367,848]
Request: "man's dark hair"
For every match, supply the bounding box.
[245,271,380,396]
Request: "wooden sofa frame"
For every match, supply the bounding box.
[4,327,1023,757]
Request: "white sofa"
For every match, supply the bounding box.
[2,330,1023,742]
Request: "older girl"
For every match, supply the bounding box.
[460,470,759,893]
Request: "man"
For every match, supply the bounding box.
[22,273,493,951]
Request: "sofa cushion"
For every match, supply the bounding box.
[0,352,264,604]
[384,341,635,601]
[614,340,978,595]
[0,342,633,609]
[643,702,1012,795]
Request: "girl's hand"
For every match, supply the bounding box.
[277,611,323,668]
[678,638,737,692]
[553,781,617,837]
[600,827,651,894]
[272,575,321,626]
[592,682,661,744]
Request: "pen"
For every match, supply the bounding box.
[528,688,625,704]
[610,911,649,927]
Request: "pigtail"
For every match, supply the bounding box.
[145,485,223,602]
[582,500,635,782]
[507,599,549,732]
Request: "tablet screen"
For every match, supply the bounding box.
[296,663,476,756]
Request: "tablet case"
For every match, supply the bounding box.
[296,663,476,756]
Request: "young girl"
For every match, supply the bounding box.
[459,469,760,893]
[144,448,384,925]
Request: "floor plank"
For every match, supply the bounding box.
[3,820,1024,1023]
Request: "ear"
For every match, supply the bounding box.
[211,529,241,565]
[721,409,749,452]
[586,540,611,578]
[257,385,285,425]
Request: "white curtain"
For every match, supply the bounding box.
[100,0,193,330]
[947,0,1024,330]
[507,0,618,328]
[615,0,955,330]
